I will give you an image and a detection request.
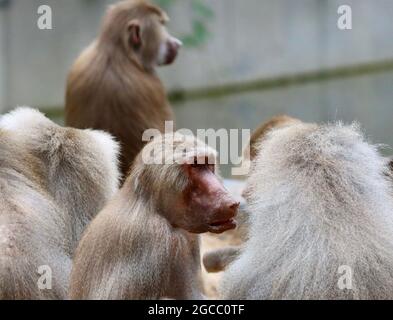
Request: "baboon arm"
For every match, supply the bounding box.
[203,246,241,273]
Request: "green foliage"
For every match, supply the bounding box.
[154,0,214,48]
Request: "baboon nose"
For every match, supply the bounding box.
[222,201,239,218]
[230,202,240,211]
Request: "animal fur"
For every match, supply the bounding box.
[221,122,393,299]
[0,107,119,299]
[69,133,238,300]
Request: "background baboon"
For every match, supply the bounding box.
[221,121,393,299]
[70,133,239,300]
[244,115,301,162]
[65,0,181,179]
[242,115,302,205]
[0,107,119,299]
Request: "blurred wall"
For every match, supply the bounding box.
[0,2,7,108]
[0,0,393,111]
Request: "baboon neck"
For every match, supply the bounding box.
[96,39,155,75]
[119,182,200,255]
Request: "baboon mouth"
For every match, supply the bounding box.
[208,218,237,233]
[165,48,178,65]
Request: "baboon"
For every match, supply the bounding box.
[221,121,393,299]
[0,107,119,299]
[69,133,239,300]
[203,115,300,273]
[65,0,181,179]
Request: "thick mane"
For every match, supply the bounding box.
[222,122,393,299]
[249,122,392,227]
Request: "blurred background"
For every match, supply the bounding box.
[1,0,393,177]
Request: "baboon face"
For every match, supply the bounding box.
[180,158,239,234]
[124,2,182,68]
[158,156,239,235]
[137,134,239,234]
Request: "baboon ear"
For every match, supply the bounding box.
[128,20,141,46]
[389,158,393,171]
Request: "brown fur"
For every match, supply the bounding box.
[65,0,176,179]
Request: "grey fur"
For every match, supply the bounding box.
[221,122,393,299]
[0,107,119,299]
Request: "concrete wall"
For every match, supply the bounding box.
[165,0,393,88]
[0,2,8,108]
[0,0,114,111]
[0,0,393,111]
